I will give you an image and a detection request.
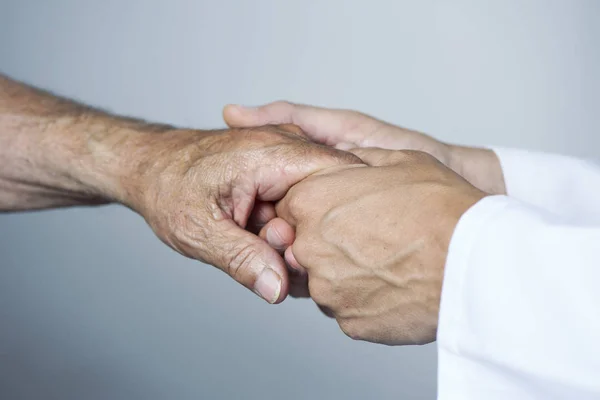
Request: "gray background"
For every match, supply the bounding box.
[0,0,599,399]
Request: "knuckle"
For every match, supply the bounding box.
[338,319,364,341]
[292,236,311,259]
[402,150,434,163]
[285,184,310,214]
[307,278,333,306]
[411,322,438,345]
[292,236,320,272]
[271,100,294,115]
[395,313,437,346]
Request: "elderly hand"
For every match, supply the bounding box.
[223,101,505,195]
[0,76,366,304]
[118,125,362,304]
[260,148,486,344]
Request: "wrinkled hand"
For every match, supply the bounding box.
[261,148,486,345]
[223,101,505,195]
[225,101,505,302]
[122,125,362,303]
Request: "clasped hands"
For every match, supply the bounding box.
[127,101,502,346]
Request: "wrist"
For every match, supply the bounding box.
[0,75,179,210]
[447,145,507,195]
[81,121,183,211]
[55,114,181,210]
[89,126,218,216]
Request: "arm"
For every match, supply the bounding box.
[0,75,362,303]
[0,74,166,210]
[438,195,600,399]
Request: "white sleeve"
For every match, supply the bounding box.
[437,195,600,400]
[494,148,600,223]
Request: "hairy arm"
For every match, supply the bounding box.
[0,75,370,302]
[0,74,170,211]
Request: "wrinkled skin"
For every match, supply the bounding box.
[224,101,452,168]
[224,101,505,301]
[125,124,362,303]
[260,148,487,345]
[223,101,505,196]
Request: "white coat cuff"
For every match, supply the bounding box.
[438,195,513,352]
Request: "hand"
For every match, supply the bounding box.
[1,76,367,304]
[119,125,362,304]
[223,101,505,195]
[225,101,504,301]
[261,148,486,345]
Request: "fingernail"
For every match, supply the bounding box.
[266,227,285,250]
[254,268,281,304]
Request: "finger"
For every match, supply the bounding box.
[223,102,296,127]
[258,218,308,298]
[208,219,290,304]
[254,145,362,202]
[258,219,308,277]
[247,201,276,235]
[223,102,361,146]
[275,123,309,139]
[284,245,307,276]
[285,245,308,277]
[258,218,295,252]
[348,147,415,167]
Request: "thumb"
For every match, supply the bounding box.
[223,101,362,146]
[206,219,290,304]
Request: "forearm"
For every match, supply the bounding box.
[0,74,171,211]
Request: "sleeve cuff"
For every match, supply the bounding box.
[437,195,513,353]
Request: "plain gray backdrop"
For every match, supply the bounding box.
[1,1,599,399]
